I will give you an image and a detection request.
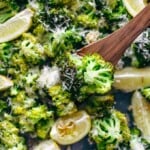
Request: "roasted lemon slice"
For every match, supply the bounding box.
[33,140,60,150]
[123,0,147,17]
[50,110,91,145]
[132,91,150,138]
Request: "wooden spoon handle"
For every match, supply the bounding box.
[77,4,150,65]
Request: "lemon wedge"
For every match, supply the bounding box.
[132,91,150,139]
[50,110,91,145]
[33,140,60,150]
[0,75,13,91]
[123,0,147,17]
[0,8,33,43]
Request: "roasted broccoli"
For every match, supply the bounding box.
[9,89,54,139]
[11,91,36,115]
[18,105,54,138]
[140,87,150,101]
[20,33,46,65]
[29,1,75,30]
[122,29,150,68]
[8,51,29,76]
[0,42,18,75]
[95,0,130,33]
[0,100,7,114]
[44,28,83,58]
[48,84,77,116]
[130,128,150,150]
[78,54,114,95]
[89,110,130,150]
[48,0,78,7]
[0,120,27,149]
[0,0,19,23]
[76,13,98,29]
[60,53,114,101]
[85,95,114,117]
[74,0,99,29]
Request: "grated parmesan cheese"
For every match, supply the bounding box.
[37,66,61,88]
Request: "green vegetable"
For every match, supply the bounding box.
[11,91,36,115]
[140,87,150,101]
[130,128,150,150]
[122,29,150,68]
[0,120,27,149]
[85,95,114,117]
[0,100,7,113]
[60,53,114,101]
[95,0,130,33]
[48,84,77,116]
[19,105,54,138]
[20,33,46,65]
[76,13,98,29]
[0,0,19,23]
[0,42,18,75]
[78,54,114,95]
[90,110,130,150]
[44,28,83,58]
[48,0,78,8]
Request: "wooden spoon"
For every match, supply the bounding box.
[77,4,150,65]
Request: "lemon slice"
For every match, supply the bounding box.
[0,8,33,43]
[123,0,147,17]
[33,140,60,150]
[113,67,150,92]
[132,91,150,139]
[0,75,13,91]
[50,110,91,145]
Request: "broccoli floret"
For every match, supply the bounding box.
[44,28,83,57]
[10,90,54,138]
[0,120,27,149]
[48,0,78,7]
[48,84,77,116]
[122,29,150,68]
[140,87,150,101]
[11,91,36,115]
[132,42,150,67]
[95,0,130,33]
[29,1,75,30]
[0,43,13,63]
[79,54,114,95]
[10,67,40,99]
[60,53,114,102]
[9,52,29,76]
[85,95,114,117]
[0,0,19,23]
[130,128,150,150]
[0,42,18,75]
[36,119,54,139]
[18,105,54,138]
[46,8,75,28]
[76,13,99,29]
[33,24,47,42]
[74,0,99,29]
[20,33,46,65]
[89,110,130,150]
[0,100,7,114]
